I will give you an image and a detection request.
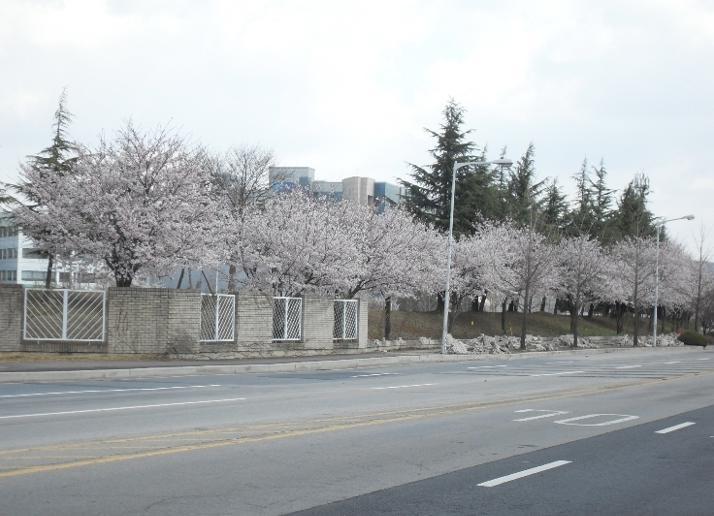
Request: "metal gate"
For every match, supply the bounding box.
[200,294,235,342]
[273,297,302,341]
[24,288,106,342]
[334,299,359,340]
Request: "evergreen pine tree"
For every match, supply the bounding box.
[401,99,495,236]
[567,158,594,236]
[10,89,78,287]
[589,159,615,241]
[542,178,569,231]
[610,174,657,240]
[506,143,546,226]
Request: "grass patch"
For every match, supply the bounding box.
[368,309,672,340]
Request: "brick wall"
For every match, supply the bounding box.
[229,292,365,358]
[106,288,201,354]
[233,291,274,355]
[0,285,23,351]
[358,294,369,348]
[302,295,335,351]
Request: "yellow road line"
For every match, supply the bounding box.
[0,373,708,480]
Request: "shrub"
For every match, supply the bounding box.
[677,331,713,347]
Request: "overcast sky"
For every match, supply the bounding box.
[1,0,712,252]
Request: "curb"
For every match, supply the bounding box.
[0,346,696,383]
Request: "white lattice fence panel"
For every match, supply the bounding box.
[24,289,63,340]
[24,289,105,342]
[200,294,235,342]
[334,299,359,340]
[273,297,302,341]
[67,291,105,341]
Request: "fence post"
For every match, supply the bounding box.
[215,295,220,340]
[61,289,69,340]
[23,288,28,341]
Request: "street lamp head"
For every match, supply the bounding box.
[684,214,695,220]
[490,158,513,167]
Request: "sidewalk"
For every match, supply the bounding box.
[0,346,698,383]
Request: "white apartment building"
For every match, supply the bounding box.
[0,211,95,287]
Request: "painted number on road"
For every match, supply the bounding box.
[513,409,569,422]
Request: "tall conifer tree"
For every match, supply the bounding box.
[11,89,78,287]
[401,100,494,236]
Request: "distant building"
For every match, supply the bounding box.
[374,181,404,213]
[269,166,402,210]
[269,167,315,190]
[311,180,343,201]
[0,211,96,287]
[342,176,375,206]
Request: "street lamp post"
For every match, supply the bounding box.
[653,214,694,346]
[441,158,512,354]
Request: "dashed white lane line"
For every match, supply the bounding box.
[467,365,507,369]
[697,358,711,361]
[371,384,435,390]
[655,422,696,434]
[615,365,642,369]
[351,373,399,378]
[0,397,247,420]
[663,361,680,365]
[530,371,584,377]
[478,460,572,487]
[0,385,223,399]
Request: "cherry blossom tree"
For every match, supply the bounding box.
[463,220,559,348]
[608,237,658,345]
[338,205,442,339]
[235,192,361,296]
[557,236,609,347]
[210,146,273,291]
[15,123,218,287]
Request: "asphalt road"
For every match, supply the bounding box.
[0,347,712,515]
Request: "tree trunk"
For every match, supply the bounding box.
[479,295,487,312]
[227,263,237,292]
[572,306,580,348]
[176,268,185,289]
[436,292,445,313]
[587,304,594,318]
[44,254,54,289]
[615,303,624,335]
[501,299,507,334]
[384,296,392,340]
[520,286,529,350]
[115,274,132,287]
[540,295,547,312]
[448,296,460,333]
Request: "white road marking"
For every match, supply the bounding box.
[514,410,569,422]
[0,385,223,399]
[615,365,642,369]
[478,460,572,487]
[655,422,696,434]
[467,365,507,369]
[530,371,584,377]
[697,358,710,361]
[0,397,246,420]
[554,414,639,426]
[351,373,399,378]
[663,361,680,365]
[371,384,435,390]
